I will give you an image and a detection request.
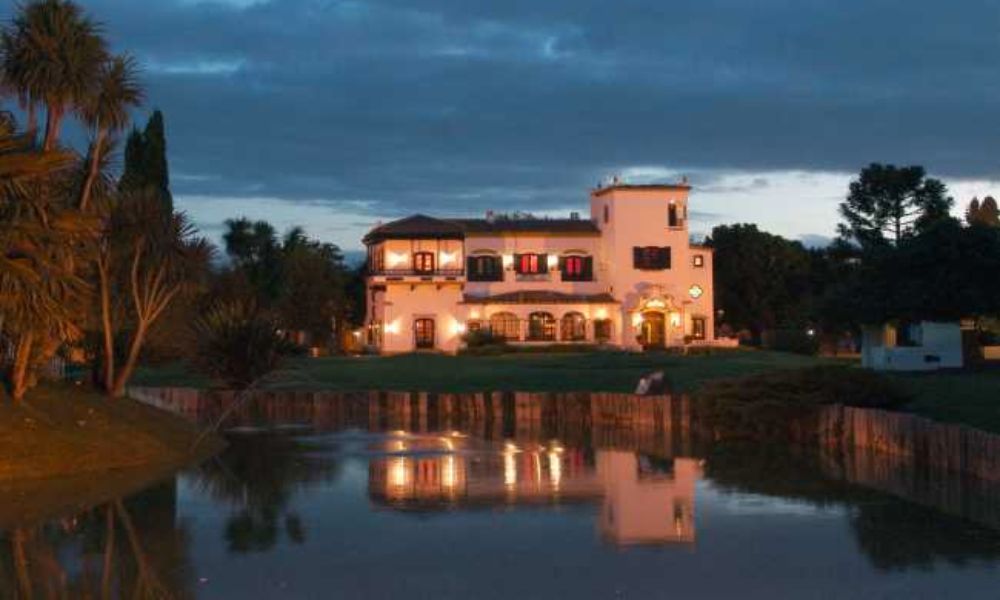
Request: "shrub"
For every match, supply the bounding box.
[693,366,910,442]
[461,329,508,348]
[762,328,820,355]
[193,302,299,389]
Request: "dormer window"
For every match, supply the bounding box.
[413,251,435,273]
[514,253,547,275]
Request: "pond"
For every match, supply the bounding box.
[2,390,1000,598]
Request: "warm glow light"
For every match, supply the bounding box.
[439,251,457,265]
[385,320,400,334]
[440,437,454,451]
[386,252,407,267]
[504,452,517,487]
[631,313,644,327]
[470,309,481,319]
[442,456,458,489]
[389,457,410,488]
[646,299,667,309]
[595,308,608,320]
[451,321,467,335]
[502,254,514,268]
[548,451,562,488]
[670,312,682,328]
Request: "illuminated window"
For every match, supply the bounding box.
[693,254,704,268]
[689,284,704,299]
[514,253,546,275]
[413,252,435,273]
[490,312,520,340]
[560,255,593,281]
[527,312,556,341]
[414,318,435,348]
[560,312,587,341]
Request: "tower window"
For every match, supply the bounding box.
[668,203,680,227]
[603,205,609,224]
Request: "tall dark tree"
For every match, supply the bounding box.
[838,164,953,249]
[707,224,812,340]
[966,196,999,228]
[120,110,171,211]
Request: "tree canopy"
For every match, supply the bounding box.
[838,164,954,249]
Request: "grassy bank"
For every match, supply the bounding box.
[133,348,840,393]
[0,383,224,484]
[130,349,1000,434]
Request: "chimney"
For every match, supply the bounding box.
[485,210,495,223]
[570,211,580,220]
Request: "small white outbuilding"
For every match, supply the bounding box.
[861,321,963,371]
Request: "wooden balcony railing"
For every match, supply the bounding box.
[370,268,465,277]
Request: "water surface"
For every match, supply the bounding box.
[3,392,1000,598]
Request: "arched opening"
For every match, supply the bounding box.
[527,312,556,341]
[560,312,587,341]
[640,312,666,348]
[489,312,520,341]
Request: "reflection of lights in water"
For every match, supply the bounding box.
[549,440,564,453]
[548,451,562,488]
[389,457,410,489]
[504,452,517,487]
[440,437,454,451]
[442,455,458,489]
[393,440,407,453]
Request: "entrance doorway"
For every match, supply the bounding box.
[414,318,435,349]
[640,312,666,348]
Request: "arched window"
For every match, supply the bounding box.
[560,312,587,341]
[490,312,520,341]
[527,312,556,341]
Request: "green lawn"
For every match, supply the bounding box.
[133,349,841,393]
[890,368,1000,433]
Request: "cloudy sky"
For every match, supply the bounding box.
[9,0,1000,249]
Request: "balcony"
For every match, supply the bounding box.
[370,268,465,280]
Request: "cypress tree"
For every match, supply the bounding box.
[119,109,173,211]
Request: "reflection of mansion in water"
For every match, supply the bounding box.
[369,438,700,545]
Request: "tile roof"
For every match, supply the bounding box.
[364,214,600,243]
[450,218,600,235]
[363,214,464,243]
[461,291,619,305]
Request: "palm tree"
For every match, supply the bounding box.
[1,0,107,150]
[78,54,142,211]
[0,114,89,401]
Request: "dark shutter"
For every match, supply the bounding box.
[582,256,594,280]
[466,256,476,279]
[633,247,642,268]
[661,247,672,269]
[513,254,524,274]
[537,253,548,272]
[558,256,566,272]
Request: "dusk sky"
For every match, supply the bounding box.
[10,0,1000,250]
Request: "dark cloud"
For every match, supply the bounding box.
[5,0,998,238]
